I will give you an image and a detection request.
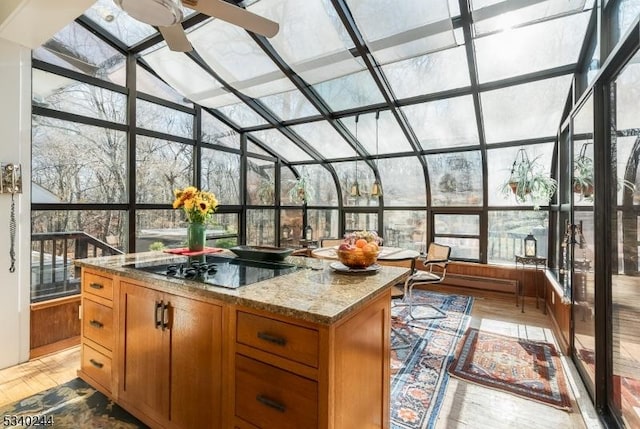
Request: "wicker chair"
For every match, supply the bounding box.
[401,243,451,321]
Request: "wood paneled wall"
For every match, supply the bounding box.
[30,295,81,358]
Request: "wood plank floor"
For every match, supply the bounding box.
[0,287,604,428]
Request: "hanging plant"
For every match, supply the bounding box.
[256,178,275,204]
[573,143,594,201]
[501,148,557,210]
[573,142,635,202]
[288,176,314,204]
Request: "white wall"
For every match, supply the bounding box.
[0,38,31,369]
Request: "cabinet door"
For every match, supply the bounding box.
[119,282,170,422]
[169,295,223,429]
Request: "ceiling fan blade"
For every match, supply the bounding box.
[186,0,279,38]
[159,24,193,52]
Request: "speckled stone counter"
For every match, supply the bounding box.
[74,251,410,325]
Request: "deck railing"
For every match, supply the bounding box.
[31,231,123,303]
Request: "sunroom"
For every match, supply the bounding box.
[0,0,639,428]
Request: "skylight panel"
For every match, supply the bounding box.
[258,90,320,121]
[382,46,470,99]
[312,70,385,111]
[471,0,589,36]
[136,65,193,107]
[341,111,413,155]
[346,0,456,64]
[474,12,591,83]
[189,18,294,99]
[217,102,269,128]
[401,95,480,149]
[248,0,363,84]
[289,121,357,159]
[143,46,224,103]
[481,75,573,143]
[33,21,126,85]
[83,0,157,46]
[250,129,314,162]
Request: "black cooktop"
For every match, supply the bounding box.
[124,255,299,289]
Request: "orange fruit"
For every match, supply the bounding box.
[368,242,379,252]
[362,244,376,254]
[355,238,368,248]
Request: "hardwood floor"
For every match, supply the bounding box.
[0,346,78,407]
[0,287,604,429]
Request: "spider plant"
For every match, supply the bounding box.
[501,148,557,210]
[288,175,314,204]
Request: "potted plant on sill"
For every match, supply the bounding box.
[501,148,557,210]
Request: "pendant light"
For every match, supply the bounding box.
[350,115,361,197]
[370,111,383,198]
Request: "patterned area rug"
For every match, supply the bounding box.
[0,378,147,428]
[448,328,572,411]
[391,290,474,429]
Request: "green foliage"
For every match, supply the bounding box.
[288,176,314,204]
[215,237,237,248]
[149,241,166,251]
[501,149,557,210]
[573,149,594,201]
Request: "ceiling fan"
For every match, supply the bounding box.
[113,0,279,52]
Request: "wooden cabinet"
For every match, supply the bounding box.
[78,263,393,429]
[79,268,116,396]
[232,289,391,429]
[118,280,223,429]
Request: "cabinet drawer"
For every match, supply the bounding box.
[83,271,114,301]
[82,298,113,351]
[236,311,319,367]
[235,355,317,429]
[81,344,112,393]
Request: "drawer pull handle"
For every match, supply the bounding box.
[161,302,169,331]
[256,395,286,413]
[89,320,104,329]
[257,332,287,346]
[89,359,104,369]
[155,301,163,329]
[89,282,104,290]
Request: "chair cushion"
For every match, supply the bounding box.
[410,271,442,282]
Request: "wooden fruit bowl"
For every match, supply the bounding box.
[337,249,379,269]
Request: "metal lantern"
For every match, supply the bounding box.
[524,233,537,257]
[282,224,291,239]
[304,224,313,241]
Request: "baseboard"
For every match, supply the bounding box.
[30,336,80,360]
[442,273,519,295]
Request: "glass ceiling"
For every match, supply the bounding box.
[72,0,594,176]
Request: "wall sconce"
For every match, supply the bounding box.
[524,233,537,257]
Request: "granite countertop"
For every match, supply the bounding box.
[75,251,410,325]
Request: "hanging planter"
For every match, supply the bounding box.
[573,143,594,201]
[288,176,314,204]
[501,148,557,209]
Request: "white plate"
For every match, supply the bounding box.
[329,262,380,274]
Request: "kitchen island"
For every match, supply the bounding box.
[75,251,410,429]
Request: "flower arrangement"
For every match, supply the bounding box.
[343,230,383,245]
[172,186,219,224]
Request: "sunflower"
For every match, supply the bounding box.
[172,186,219,223]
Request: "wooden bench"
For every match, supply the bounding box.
[441,273,520,306]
